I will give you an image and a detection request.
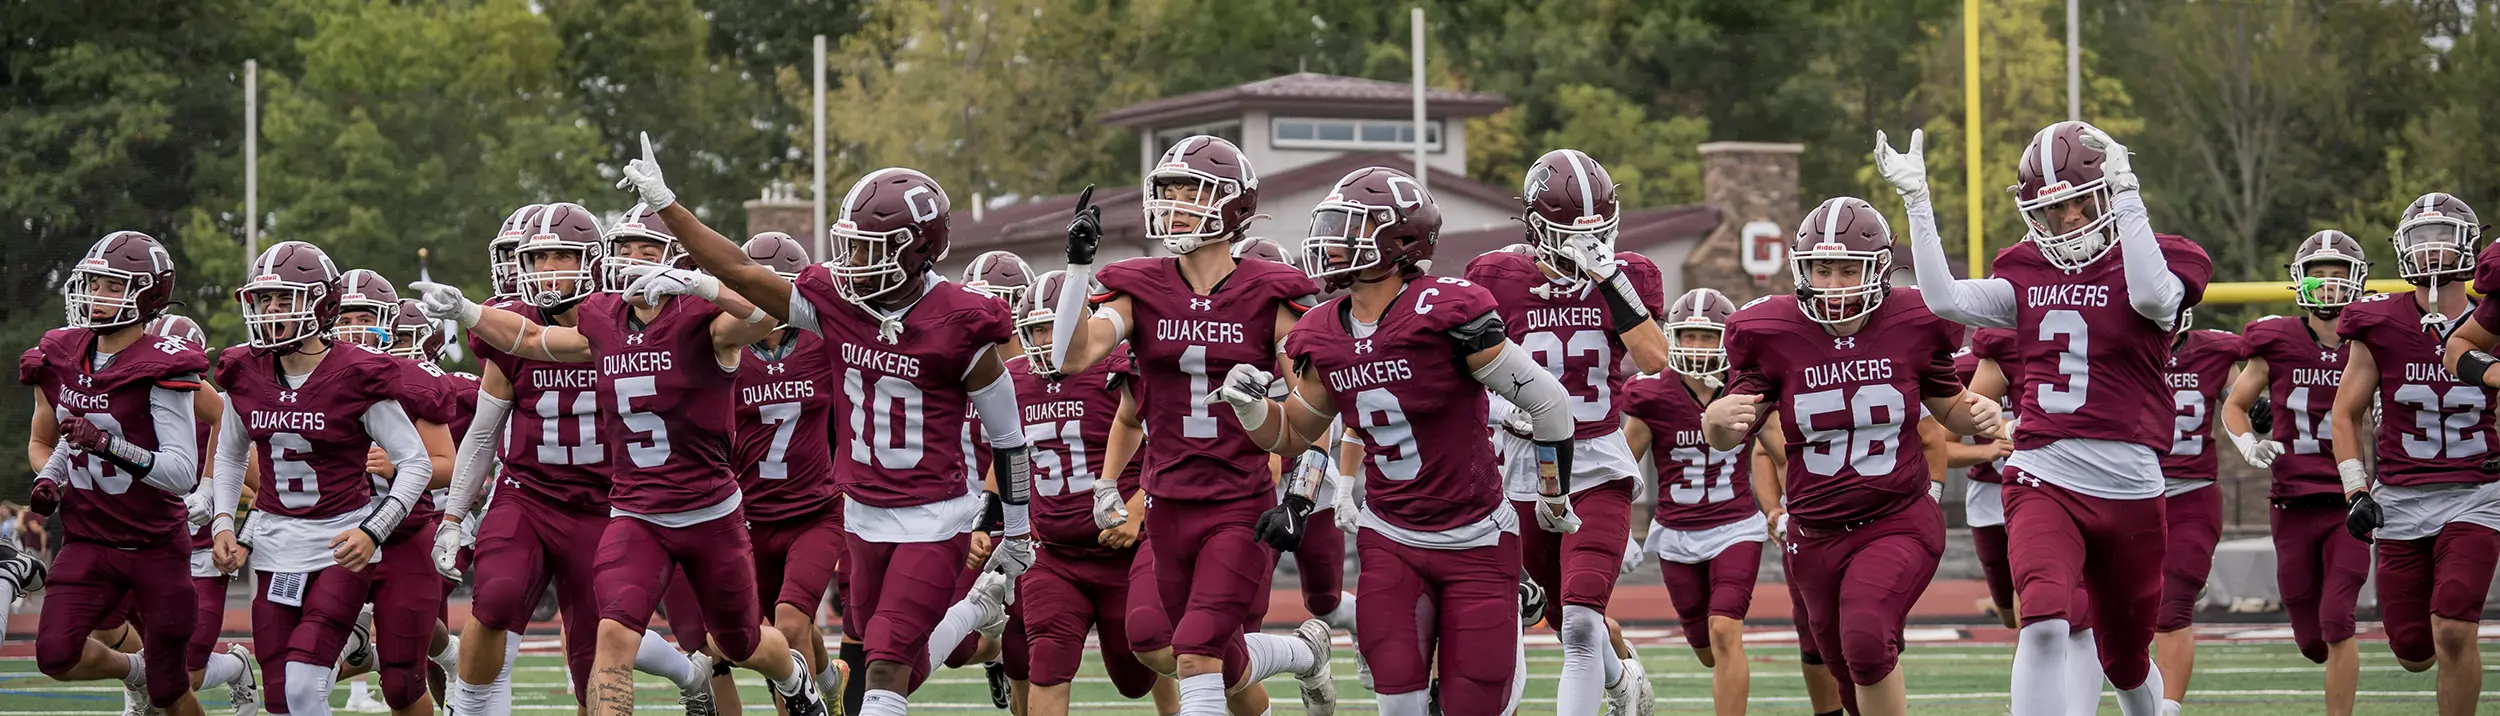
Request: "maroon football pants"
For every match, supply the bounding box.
[1354,529,1521,715]
[2158,485,2225,632]
[1787,502,1944,687]
[2269,499,2370,663]
[2376,521,2500,664]
[40,540,196,709]
[1658,539,1763,650]
[1514,480,1635,624]
[2002,474,2165,690]
[467,492,605,694]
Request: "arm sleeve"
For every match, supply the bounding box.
[213,403,249,526]
[1049,263,1096,369]
[139,386,199,493]
[1470,341,1575,442]
[359,400,432,540]
[1906,195,2020,327]
[437,392,511,518]
[2112,190,2184,327]
[969,368,1028,450]
[785,289,822,334]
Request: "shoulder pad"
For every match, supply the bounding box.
[1447,310,1508,355]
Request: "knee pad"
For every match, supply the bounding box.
[2296,637,2328,664]
[1561,572,1614,608]
[35,638,82,677]
[380,664,428,709]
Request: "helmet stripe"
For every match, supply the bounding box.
[1563,150,1596,219]
[2038,124,2062,184]
[842,168,909,219]
[1819,197,1845,243]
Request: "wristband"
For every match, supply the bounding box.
[2337,459,2369,495]
[2459,350,2499,388]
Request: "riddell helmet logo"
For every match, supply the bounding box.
[1572,216,1607,227]
[80,258,108,268]
[2036,181,2073,199]
[1814,242,1847,253]
[2419,210,2447,219]
[835,220,858,231]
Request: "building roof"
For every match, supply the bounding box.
[1100,73,1511,129]
[952,152,1524,252]
[1432,204,1724,263]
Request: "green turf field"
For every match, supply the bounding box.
[0,640,2468,714]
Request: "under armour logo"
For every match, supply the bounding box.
[1045,382,1063,394]
[764,362,786,375]
[1190,298,1213,311]
[502,476,521,491]
[2015,474,2044,488]
[2322,351,2339,363]
[1355,340,1376,354]
[1834,337,1856,350]
[2168,355,2180,367]
[1784,541,1799,554]
[76,375,92,388]
[278,390,299,404]
[625,334,646,346]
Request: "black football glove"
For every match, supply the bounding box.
[2345,492,2382,544]
[2247,395,2274,436]
[1065,185,1102,265]
[979,491,1006,534]
[1255,494,1315,552]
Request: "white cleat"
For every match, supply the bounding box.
[225,644,261,716]
[1605,657,1652,716]
[1293,618,1337,716]
[342,680,387,713]
[969,570,1013,639]
[773,650,831,716]
[679,650,719,716]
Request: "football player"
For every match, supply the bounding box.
[1461,149,1670,716]
[428,203,608,715]
[1045,136,1336,716]
[142,314,266,716]
[387,298,472,708]
[1883,123,2213,716]
[24,232,216,716]
[1749,442,1850,716]
[963,251,1035,308]
[585,134,1028,716]
[207,241,449,716]
[2361,192,2500,716]
[2222,231,2370,716]
[2147,309,2247,712]
[1208,166,1578,716]
[416,194,832,716]
[1622,287,1761,716]
[1958,328,2021,629]
[1702,197,2001,716]
[1235,237,1360,632]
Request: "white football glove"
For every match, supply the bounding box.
[407,281,482,329]
[1535,493,1582,534]
[985,536,1035,577]
[2074,127,2138,191]
[1090,477,1127,530]
[1204,363,1280,425]
[620,264,720,307]
[431,518,469,581]
[1332,474,1358,535]
[185,491,214,527]
[2231,432,2285,469]
[1559,235,1620,281]
[1621,529,1651,577]
[1874,129,1930,203]
[1928,481,1944,503]
[614,131,678,210]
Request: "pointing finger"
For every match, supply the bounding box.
[1074,184,1095,216]
[1908,128,1924,156]
[639,131,655,162]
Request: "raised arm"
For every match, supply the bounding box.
[1048,189,1133,375]
[2082,130,2184,327]
[616,131,796,322]
[410,284,593,364]
[1878,129,2018,328]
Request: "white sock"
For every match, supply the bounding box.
[122,653,146,686]
[923,599,984,673]
[634,630,702,690]
[451,678,497,716]
[346,677,371,701]
[430,633,460,672]
[1323,592,1359,632]
[202,650,247,689]
[768,649,809,695]
[1504,626,1529,716]
[2066,628,2104,715]
[2114,665,2164,716]
[858,688,910,716]
[1601,640,1625,686]
[815,655,845,697]
[493,637,519,712]
[2161,698,2182,716]
[1241,633,1317,683]
[1379,691,1431,716]
[1177,673,1226,716]
[2012,620,2071,716]
[1557,605,1607,716]
[284,661,335,716]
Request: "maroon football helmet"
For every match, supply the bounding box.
[743,232,812,281]
[830,168,952,305]
[1145,135,1261,255]
[1791,197,1895,325]
[1664,287,1738,378]
[1305,167,1441,291]
[145,314,208,350]
[237,241,344,351]
[2289,230,2367,315]
[64,231,178,331]
[601,202,686,293]
[2394,192,2482,285]
[1015,269,1069,374]
[2014,121,2120,270]
[1522,149,1621,287]
[514,202,605,310]
[388,298,445,361]
[490,203,547,299]
[1231,237,1289,265]
[961,251,1033,307]
[333,269,401,349]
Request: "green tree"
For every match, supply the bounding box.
[1534,85,1710,209]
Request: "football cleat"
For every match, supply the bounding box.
[225,644,261,716]
[772,650,831,716]
[679,650,719,716]
[1293,618,1337,716]
[984,662,1011,708]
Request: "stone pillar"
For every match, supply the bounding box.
[742,182,814,247]
[1683,142,1804,307]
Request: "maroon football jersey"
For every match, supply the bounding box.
[473,300,610,510]
[1093,256,1318,502]
[1284,276,1505,533]
[373,355,461,532]
[2240,315,2348,499]
[1462,251,1669,440]
[20,328,208,548]
[793,266,1015,508]
[1991,235,2214,452]
[2338,294,2498,488]
[2158,330,2248,480]
[1725,289,1964,528]
[734,329,840,523]
[1620,372,1754,531]
[216,344,407,520]
[439,371,480,447]
[575,293,738,514]
[1963,328,2022,484]
[1010,351,1140,555]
